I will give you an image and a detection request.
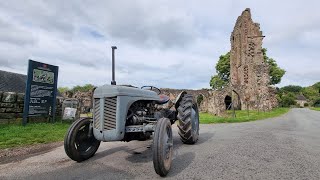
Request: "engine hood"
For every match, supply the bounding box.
[93,84,160,100]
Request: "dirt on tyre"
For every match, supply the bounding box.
[153,118,173,177]
[177,94,199,144]
[64,118,100,162]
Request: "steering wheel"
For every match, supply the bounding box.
[141,86,161,95]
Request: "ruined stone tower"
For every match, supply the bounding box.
[229,8,276,110]
[201,8,278,115]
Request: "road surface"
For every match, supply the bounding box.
[1,108,320,179]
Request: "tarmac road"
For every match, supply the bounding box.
[1,108,320,180]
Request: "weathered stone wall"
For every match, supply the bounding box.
[229,8,277,111]
[63,90,93,113]
[63,88,210,113]
[0,91,63,124]
[0,92,24,124]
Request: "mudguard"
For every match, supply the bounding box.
[174,91,187,110]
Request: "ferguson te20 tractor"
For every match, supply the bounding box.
[64,46,199,176]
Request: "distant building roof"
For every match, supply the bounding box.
[296,94,307,101]
[0,70,27,93]
[0,70,62,97]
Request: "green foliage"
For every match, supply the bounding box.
[210,75,228,90]
[210,52,230,89]
[197,95,204,105]
[302,86,319,101]
[310,107,320,111]
[277,82,320,108]
[280,85,303,93]
[313,98,320,107]
[199,108,289,124]
[72,84,95,92]
[58,84,95,94]
[278,92,297,107]
[210,49,285,89]
[58,87,69,93]
[215,52,231,81]
[312,82,320,89]
[262,48,286,85]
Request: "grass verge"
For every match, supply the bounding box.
[199,108,290,124]
[0,122,71,149]
[1,108,289,149]
[310,107,320,111]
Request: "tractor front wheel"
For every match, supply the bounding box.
[153,118,173,177]
[64,118,100,162]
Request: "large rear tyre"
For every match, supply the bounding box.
[177,94,199,144]
[153,118,173,177]
[64,118,100,162]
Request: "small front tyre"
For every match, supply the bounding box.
[153,118,173,177]
[64,118,100,162]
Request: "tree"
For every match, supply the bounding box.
[72,84,95,92]
[210,48,285,89]
[278,92,296,107]
[262,48,286,85]
[280,85,303,94]
[58,87,69,93]
[210,75,227,90]
[209,52,230,89]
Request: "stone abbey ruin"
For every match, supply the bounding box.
[201,8,278,115]
[163,8,278,115]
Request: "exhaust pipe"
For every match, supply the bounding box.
[111,46,117,85]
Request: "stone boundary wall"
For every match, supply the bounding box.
[0,91,63,124]
[0,91,24,124]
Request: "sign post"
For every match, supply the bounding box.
[23,60,59,126]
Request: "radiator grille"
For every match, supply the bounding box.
[93,98,101,130]
[103,97,117,130]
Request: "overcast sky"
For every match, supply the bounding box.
[0,0,319,89]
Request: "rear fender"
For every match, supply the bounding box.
[174,91,187,110]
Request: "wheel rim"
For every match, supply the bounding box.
[74,123,96,154]
[163,124,173,168]
[191,106,199,135]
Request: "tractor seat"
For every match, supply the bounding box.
[156,94,170,104]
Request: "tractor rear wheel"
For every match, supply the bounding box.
[177,94,199,144]
[64,118,100,162]
[153,118,173,177]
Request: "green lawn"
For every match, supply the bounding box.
[0,108,289,149]
[200,108,290,124]
[310,107,320,111]
[0,122,71,149]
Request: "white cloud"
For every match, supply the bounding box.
[0,0,319,89]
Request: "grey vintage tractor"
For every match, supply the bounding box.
[64,46,199,176]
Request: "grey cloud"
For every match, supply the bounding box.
[77,1,198,48]
[0,18,36,45]
[0,1,77,39]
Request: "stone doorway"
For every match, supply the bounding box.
[232,90,241,110]
[225,95,232,110]
[196,94,204,107]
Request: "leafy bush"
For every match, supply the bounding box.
[278,92,296,107]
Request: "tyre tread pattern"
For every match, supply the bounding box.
[177,94,199,144]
